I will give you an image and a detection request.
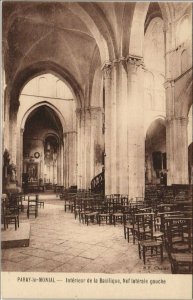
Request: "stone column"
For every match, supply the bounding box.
[65,131,77,187]
[63,133,68,187]
[84,109,92,189]
[165,79,175,185]
[167,116,189,184]
[115,59,129,194]
[90,107,103,178]
[110,65,118,194]
[57,144,61,185]
[127,55,145,199]
[76,110,82,189]
[41,143,45,183]
[60,142,64,186]
[103,64,113,194]
[16,128,24,186]
[9,111,17,165]
[3,86,10,151]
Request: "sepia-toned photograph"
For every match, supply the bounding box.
[1,1,192,299]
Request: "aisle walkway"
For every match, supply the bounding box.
[2,194,171,273]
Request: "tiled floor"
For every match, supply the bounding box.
[1,194,171,273]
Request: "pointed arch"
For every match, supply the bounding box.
[21,101,66,134]
[127,2,173,58]
[10,60,84,120]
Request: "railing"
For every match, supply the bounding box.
[91,171,105,194]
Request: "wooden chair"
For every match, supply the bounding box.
[165,217,192,273]
[169,253,192,274]
[123,213,134,243]
[84,199,100,226]
[98,202,112,225]
[133,213,153,244]
[136,213,164,264]
[111,196,124,226]
[2,199,19,230]
[27,195,38,218]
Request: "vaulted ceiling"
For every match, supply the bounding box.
[3,1,180,109]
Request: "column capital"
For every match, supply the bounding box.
[166,116,188,126]
[90,107,103,120]
[162,23,169,33]
[126,54,145,72]
[89,106,102,113]
[75,108,88,122]
[64,131,77,135]
[102,63,113,80]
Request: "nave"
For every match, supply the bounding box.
[2,190,192,274]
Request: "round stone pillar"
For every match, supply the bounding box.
[66,131,77,187]
[16,128,24,187]
[103,64,113,194]
[115,59,129,194]
[76,109,82,189]
[90,107,104,178]
[127,55,145,199]
[167,116,189,184]
[3,86,11,151]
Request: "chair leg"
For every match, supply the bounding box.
[133,231,136,244]
[138,243,141,259]
[160,244,163,262]
[127,229,130,243]
[143,246,146,264]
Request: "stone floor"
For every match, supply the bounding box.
[1,193,172,274]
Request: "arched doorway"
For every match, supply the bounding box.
[15,72,78,190]
[145,119,166,185]
[22,105,64,191]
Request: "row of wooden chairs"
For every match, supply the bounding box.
[1,193,45,230]
[62,191,192,272]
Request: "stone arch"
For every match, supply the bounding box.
[43,132,60,146]
[144,115,166,136]
[176,14,192,46]
[145,118,167,185]
[19,103,66,187]
[120,2,135,58]
[10,60,84,119]
[127,2,172,58]
[90,67,103,108]
[3,2,112,65]
[181,49,189,74]
[178,77,192,118]
[20,101,66,134]
[69,2,116,62]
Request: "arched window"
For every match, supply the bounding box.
[38,77,48,96]
[56,80,65,98]
[145,93,153,110]
[145,72,154,90]
[144,17,164,73]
